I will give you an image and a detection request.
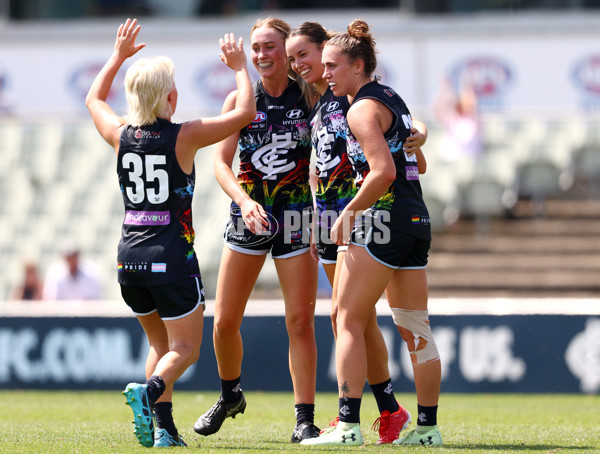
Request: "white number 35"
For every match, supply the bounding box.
[122,153,169,204]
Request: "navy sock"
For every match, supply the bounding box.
[338,397,361,424]
[220,376,242,403]
[294,403,315,425]
[417,404,438,427]
[144,375,165,405]
[154,402,178,437]
[369,378,400,414]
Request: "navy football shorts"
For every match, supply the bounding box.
[350,210,430,269]
[121,275,205,320]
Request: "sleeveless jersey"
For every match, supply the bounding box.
[308,87,356,218]
[235,78,312,221]
[116,118,200,286]
[347,80,431,240]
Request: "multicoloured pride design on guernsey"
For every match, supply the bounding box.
[234,78,313,229]
[308,87,357,227]
[346,81,430,240]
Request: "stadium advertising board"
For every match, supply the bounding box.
[0,313,598,393]
[0,32,599,118]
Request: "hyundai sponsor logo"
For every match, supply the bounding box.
[286,108,304,119]
[326,101,339,112]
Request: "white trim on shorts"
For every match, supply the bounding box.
[319,244,348,265]
[133,308,158,317]
[225,241,310,259]
[132,276,205,320]
[225,242,269,256]
[161,276,206,321]
[273,246,310,259]
[350,238,427,271]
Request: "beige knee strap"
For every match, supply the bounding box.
[391,308,440,364]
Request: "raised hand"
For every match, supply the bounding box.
[114,18,146,60]
[219,33,247,71]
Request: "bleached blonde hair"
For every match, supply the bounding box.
[124,56,175,126]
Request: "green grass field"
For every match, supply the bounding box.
[1,391,598,453]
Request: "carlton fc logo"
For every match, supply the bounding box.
[286,109,304,119]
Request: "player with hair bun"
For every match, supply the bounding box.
[286,21,428,445]
[301,19,442,447]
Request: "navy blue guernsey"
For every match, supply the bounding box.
[347,80,431,240]
[117,118,200,286]
[308,87,356,216]
[235,78,312,219]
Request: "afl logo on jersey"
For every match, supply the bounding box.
[286,109,304,119]
[571,55,600,96]
[253,111,267,122]
[326,101,339,112]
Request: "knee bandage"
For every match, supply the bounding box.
[391,308,440,364]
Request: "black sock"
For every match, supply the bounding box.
[154,402,178,437]
[220,376,242,403]
[369,379,400,414]
[338,397,361,424]
[294,403,315,425]
[417,404,438,427]
[144,375,165,405]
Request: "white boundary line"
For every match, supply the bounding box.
[1,298,599,318]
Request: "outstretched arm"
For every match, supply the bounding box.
[86,18,146,149]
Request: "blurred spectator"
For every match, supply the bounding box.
[433,76,482,164]
[43,242,103,301]
[11,260,44,301]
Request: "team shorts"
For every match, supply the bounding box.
[313,207,348,264]
[224,205,312,259]
[314,225,348,264]
[350,209,430,269]
[120,276,205,320]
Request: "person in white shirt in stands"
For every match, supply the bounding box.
[42,242,102,301]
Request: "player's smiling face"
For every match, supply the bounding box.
[251,26,288,80]
[322,44,355,97]
[285,35,324,85]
